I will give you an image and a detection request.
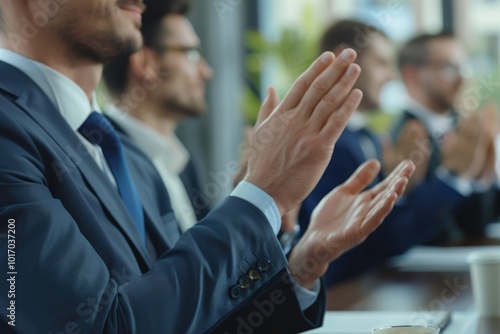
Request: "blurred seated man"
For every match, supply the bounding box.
[299,20,476,287]
[103,0,212,232]
[0,0,414,332]
[391,32,500,243]
[103,0,300,246]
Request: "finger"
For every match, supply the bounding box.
[369,175,409,217]
[391,176,410,198]
[278,52,335,111]
[360,179,408,235]
[370,160,415,197]
[320,88,363,143]
[255,87,280,128]
[341,159,381,194]
[360,190,398,234]
[373,174,409,204]
[297,49,358,117]
[310,63,361,129]
[396,160,415,180]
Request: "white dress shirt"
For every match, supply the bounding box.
[0,48,319,309]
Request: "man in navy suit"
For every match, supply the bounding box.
[299,20,477,287]
[392,32,499,243]
[0,1,413,333]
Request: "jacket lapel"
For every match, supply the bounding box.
[120,135,180,253]
[0,61,153,266]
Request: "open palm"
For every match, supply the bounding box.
[288,159,415,289]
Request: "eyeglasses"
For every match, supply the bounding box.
[154,45,203,64]
[423,61,473,81]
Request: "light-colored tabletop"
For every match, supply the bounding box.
[314,238,500,334]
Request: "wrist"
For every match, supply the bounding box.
[287,245,327,290]
[243,176,287,216]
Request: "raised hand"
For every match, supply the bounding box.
[233,87,281,186]
[476,102,499,183]
[386,119,429,191]
[287,159,415,289]
[442,111,490,180]
[244,49,362,216]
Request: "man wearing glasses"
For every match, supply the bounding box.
[299,23,497,288]
[103,1,212,232]
[392,32,499,243]
[103,0,301,243]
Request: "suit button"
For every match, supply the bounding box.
[257,258,271,272]
[229,285,242,299]
[248,268,261,281]
[238,275,252,289]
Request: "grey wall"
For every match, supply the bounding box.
[176,0,249,206]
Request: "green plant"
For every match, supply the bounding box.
[242,3,322,124]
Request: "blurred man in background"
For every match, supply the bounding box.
[103,0,301,244]
[392,32,499,242]
[299,20,480,287]
[103,0,212,232]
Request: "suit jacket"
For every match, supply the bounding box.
[299,126,465,286]
[0,61,325,333]
[108,118,211,223]
[179,157,210,221]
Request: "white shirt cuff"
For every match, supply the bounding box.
[231,182,319,310]
[291,278,321,310]
[435,166,473,196]
[231,181,281,235]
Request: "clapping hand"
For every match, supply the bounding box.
[244,49,363,215]
[288,159,415,289]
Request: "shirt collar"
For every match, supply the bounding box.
[407,98,454,140]
[347,110,368,131]
[105,105,189,174]
[0,48,96,131]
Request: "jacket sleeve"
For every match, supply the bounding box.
[0,104,324,333]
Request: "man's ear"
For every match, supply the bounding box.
[129,47,161,84]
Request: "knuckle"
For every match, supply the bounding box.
[294,76,309,91]
[311,80,329,94]
[330,111,349,127]
[321,91,338,107]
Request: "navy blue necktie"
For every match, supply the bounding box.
[78,112,146,242]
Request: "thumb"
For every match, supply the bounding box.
[255,87,280,128]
